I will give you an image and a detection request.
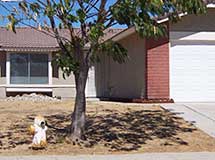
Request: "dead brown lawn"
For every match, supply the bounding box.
[0,100,215,155]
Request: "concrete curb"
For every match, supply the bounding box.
[1,152,215,160]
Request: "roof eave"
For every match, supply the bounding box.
[156,12,187,24]
[111,27,135,42]
[207,3,215,8]
[0,45,91,52]
[109,12,187,42]
[110,5,215,42]
[157,4,215,23]
[0,47,60,52]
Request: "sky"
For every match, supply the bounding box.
[0,0,126,28]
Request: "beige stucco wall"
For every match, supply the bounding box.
[0,52,6,98]
[52,87,76,99]
[0,52,6,85]
[52,68,75,85]
[51,55,76,98]
[96,32,146,99]
[170,8,215,32]
[52,56,75,86]
[0,87,6,98]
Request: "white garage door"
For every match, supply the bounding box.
[170,43,215,102]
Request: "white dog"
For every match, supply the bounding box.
[29,115,48,149]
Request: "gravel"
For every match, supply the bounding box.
[5,93,61,102]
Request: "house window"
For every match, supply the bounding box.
[10,53,49,84]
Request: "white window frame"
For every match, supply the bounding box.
[6,52,52,87]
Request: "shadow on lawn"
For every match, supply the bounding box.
[0,118,33,150]
[85,109,195,151]
[1,108,196,151]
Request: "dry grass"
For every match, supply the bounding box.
[0,100,215,155]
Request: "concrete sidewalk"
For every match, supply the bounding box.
[1,152,215,160]
[161,103,215,138]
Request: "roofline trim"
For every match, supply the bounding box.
[110,12,188,42]
[207,3,215,8]
[0,46,90,52]
[157,12,187,24]
[110,4,215,41]
[111,27,135,42]
[0,47,60,52]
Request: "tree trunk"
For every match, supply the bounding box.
[70,66,89,142]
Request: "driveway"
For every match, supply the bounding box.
[161,103,215,138]
[184,103,215,121]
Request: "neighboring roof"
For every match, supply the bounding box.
[0,27,124,52]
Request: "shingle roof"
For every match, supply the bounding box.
[0,27,124,51]
[0,27,59,49]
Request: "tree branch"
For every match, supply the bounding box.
[46,0,72,58]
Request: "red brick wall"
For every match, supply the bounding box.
[145,29,170,99]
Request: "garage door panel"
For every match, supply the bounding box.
[170,44,215,102]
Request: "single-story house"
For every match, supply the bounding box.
[1,4,215,102]
[0,27,124,99]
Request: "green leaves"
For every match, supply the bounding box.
[45,5,55,17]
[54,53,78,79]
[100,41,128,64]
[89,23,104,42]
[67,14,78,23]
[18,1,28,13]
[76,9,86,23]
[64,0,71,9]
[30,3,41,15]
[53,44,79,78]
[6,14,18,33]
[111,0,206,38]
[110,1,134,26]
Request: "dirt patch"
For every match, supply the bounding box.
[0,100,215,155]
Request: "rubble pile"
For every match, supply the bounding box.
[5,93,61,102]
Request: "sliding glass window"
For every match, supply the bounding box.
[10,53,49,84]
